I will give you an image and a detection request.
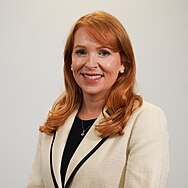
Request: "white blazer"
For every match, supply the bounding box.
[26,101,169,188]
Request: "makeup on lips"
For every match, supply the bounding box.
[80,73,104,83]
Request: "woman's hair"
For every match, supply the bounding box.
[40,11,143,137]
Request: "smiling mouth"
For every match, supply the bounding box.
[81,73,104,80]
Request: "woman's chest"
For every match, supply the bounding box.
[66,136,129,188]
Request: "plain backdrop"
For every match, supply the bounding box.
[0,0,187,187]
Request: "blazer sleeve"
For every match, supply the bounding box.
[26,133,45,188]
[124,105,170,188]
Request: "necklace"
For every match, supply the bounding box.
[81,120,92,137]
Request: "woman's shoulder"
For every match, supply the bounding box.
[126,100,169,146]
[131,100,167,126]
[135,100,166,115]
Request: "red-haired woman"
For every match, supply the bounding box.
[27,11,169,188]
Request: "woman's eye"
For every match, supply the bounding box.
[75,49,87,56]
[99,50,110,56]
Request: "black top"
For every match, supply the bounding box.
[60,116,96,186]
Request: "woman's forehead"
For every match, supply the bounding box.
[74,25,119,51]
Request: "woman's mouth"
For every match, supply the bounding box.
[81,73,104,82]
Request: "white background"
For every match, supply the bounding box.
[0,0,187,187]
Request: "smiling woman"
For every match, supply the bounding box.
[71,27,124,99]
[27,11,169,188]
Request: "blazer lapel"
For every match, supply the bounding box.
[64,110,109,185]
[51,110,78,188]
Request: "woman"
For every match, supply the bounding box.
[27,11,169,188]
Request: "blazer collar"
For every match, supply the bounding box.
[51,109,109,188]
[51,110,77,188]
[64,111,108,185]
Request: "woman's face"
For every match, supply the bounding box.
[71,27,124,98]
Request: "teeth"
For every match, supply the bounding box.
[84,74,102,79]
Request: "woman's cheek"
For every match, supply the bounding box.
[71,57,78,68]
[71,59,82,71]
[100,59,114,70]
[75,58,86,67]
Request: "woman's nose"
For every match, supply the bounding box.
[84,54,98,69]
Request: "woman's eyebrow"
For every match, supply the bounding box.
[73,44,107,49]
[73,45,86,49]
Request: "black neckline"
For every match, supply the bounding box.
[76,116,97,123]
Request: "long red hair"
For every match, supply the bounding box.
[40,11,142,137]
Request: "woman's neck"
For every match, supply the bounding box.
[77,94,106,120]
